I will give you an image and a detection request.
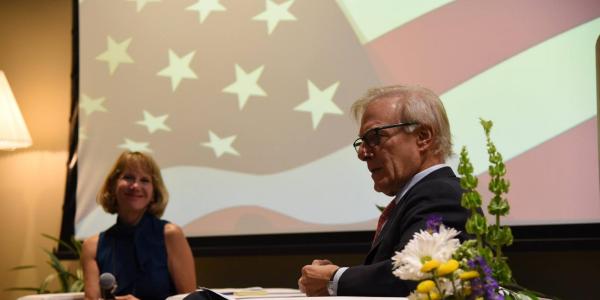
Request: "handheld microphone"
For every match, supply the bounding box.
[99,272,117,300]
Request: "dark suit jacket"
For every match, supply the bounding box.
[338,167,471,296]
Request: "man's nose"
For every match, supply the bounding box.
[357,144,371,161]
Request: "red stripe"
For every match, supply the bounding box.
[365,0,600,93]
[477,117,599,224]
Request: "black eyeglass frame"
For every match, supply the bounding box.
[353,122,418,153]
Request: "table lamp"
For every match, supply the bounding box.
[0,70,32,150]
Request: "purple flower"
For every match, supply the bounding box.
[467,257,503,300]
[426,214,443,233]
[469,277,484,299]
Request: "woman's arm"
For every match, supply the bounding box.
[81,235,100,300]
[164,223,197,293]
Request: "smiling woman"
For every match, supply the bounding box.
[80,151,196,300]
[115,167,155,223]
[96,151,168,224]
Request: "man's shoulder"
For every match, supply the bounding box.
[422,166,457,180]
[399,168,463,211]
[411,168,461,194]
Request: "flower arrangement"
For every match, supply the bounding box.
[391,119,543,300]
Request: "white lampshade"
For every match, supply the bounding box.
[0,71,32,150]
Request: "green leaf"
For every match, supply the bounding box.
[8,265,37,271]
[69,279,85,292]
[7,234,84,294]
[479,118,493,134]
[4,287,42,292]
[461,191,482,209]
[43,249,67,273]
[39,273,56,294]
[466,213,487,235]
[461,173,478,189]
[502,226,514,246]
[475,247,493,263]
[520,290,540,300]
[488,197,510,215]
[71,236,83,256]
[42,249,70,292]
[76,268,84,280]
[492,258,513,285]
[42,233,81,256]
[486,225,503,246]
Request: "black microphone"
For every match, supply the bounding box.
[99,272,117,300]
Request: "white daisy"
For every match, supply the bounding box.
[407,291,428,300]
[436,276,463,296]
[392,225,461,281]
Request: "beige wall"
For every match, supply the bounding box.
[0,0,72,299]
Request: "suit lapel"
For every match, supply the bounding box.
[364,167,456,263]
[365,200,401,263]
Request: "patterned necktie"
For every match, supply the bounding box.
[372,200,397,245]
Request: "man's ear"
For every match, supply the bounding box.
[416,126,433,151]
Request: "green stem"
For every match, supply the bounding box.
[495,215,501,258]
[431,272,444,299]
[476,208,483,250]
[451,275,458,298]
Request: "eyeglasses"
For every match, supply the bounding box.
[353,122,418,153]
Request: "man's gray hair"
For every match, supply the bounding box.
[350,85,453,160]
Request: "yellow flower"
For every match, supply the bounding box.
[420,259,440,272]
[464,285,472,296]
[428,291,441,300]
[459,270,480,280]
[416,280,436,293]
[436,259,459,276]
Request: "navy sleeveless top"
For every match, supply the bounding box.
[97,213,176,300]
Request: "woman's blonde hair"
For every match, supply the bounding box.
[97,151,169,217]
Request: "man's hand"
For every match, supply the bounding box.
[298,259,339,296]
[115,295,139,300]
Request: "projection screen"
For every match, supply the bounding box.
[75,0,600,240]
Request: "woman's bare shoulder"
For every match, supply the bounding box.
[164,222,185,239]
[82,234,100,257]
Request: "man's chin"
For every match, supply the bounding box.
[373,183,396,197]
[373,183,386,194]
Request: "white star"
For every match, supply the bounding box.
[118,138,153,153]
[157,49,198,91]
[96,36,134,75]
[127,0,161,12]
[294,80,343,129]
[202,130,240,158]
[186,0,226,23]
[252,0,297,35]
[136,110,171,134]
[222,64,266,110]
[80,94,108,116]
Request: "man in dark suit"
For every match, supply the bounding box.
[298,85,471,296]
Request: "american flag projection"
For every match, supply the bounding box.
[76,0,600,239]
